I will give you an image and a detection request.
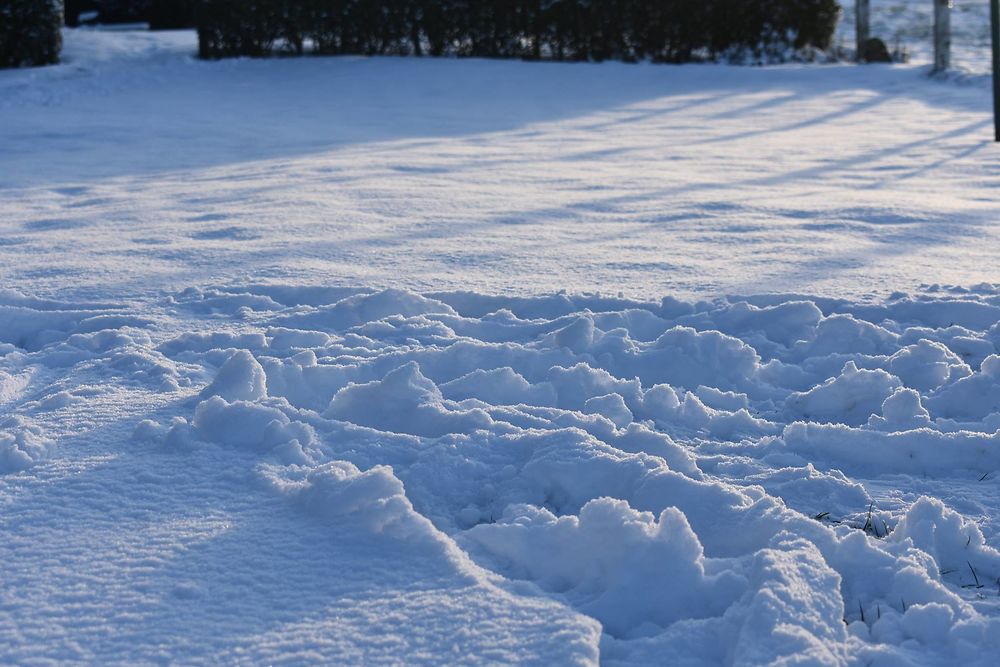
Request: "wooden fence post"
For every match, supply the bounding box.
[933,0,951,72]
[856,0,870,61]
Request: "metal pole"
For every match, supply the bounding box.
[856,0,870,62]
[992,0,1000,141]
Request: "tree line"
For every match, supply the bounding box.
[197,0,841,62]
[1,0,840,69]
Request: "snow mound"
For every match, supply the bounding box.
[266,461,455,546]
[275,289,457,331]
[324,361,494,438]
[463,498,746,638]
[200,349,268,402]
[732,536,851,666]
[0,423,50,473]
[784,361,901,426]
[0,289,146,352]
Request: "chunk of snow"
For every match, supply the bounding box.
[200,349,268,402]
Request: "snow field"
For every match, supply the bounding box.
[7,284,1000,663]
[2,28,1000,302]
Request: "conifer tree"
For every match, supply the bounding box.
[1,0,63,68]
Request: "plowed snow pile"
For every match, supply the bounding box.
[3,21,1000,666]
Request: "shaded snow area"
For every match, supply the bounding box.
[2,26,1000,666]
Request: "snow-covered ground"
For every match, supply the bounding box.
[2,25,999,301]
[2,13,1000,665]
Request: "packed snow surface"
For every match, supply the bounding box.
[2,21,1000,666]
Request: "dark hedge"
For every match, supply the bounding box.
[69,1,197,28]
[1,0,63,68]
[65,0,99,26]
[148,0,197,30]
[196,0,840,62]
[93,0,150,23]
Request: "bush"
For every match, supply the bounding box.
[196,0,841,63]
[65,0,100,27]
[95,0,151,23]
[197,0,284,59]
[0,0,63,69]
[67,0,197,29]
[148,0,197,30]
[860,37,892,63]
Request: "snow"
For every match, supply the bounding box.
[2,15,1000,665]
[2,26,1000,300]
